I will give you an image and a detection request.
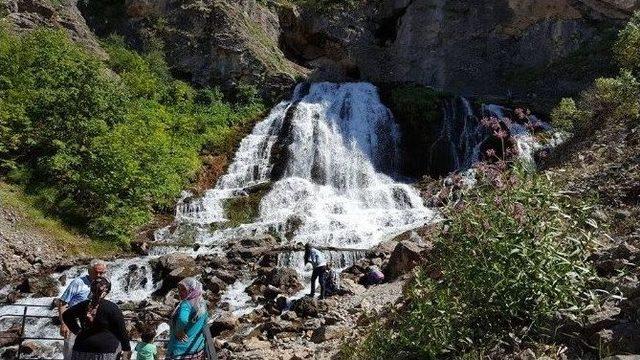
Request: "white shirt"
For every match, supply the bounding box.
[307,248,327,268]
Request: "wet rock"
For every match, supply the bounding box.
[385,240,433,280]
[264,267,303,295]
[210,311,238,337]
[17,276,58,297]
[210,269,238,285]
[310,325,347,343]
[291,296,318,318]
[339,278,365,296]
[151,253,199,294]
[281,311,297,321]
[264,285,283,300]
[0,324,21,347]
[202,276,228,295]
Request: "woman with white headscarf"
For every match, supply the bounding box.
[166,278,209,360]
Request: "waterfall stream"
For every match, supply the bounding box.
[0,82,558,359]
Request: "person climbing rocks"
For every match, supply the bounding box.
[361,265,385,286]
[56,259,108,360]
[324,262,341,297]
[62,277,131,360]
[304,243,327,299]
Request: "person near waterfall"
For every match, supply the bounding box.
[304,243,328,299]
[56,260,108,360]
[166,278,209,360]
[62,277,131,360]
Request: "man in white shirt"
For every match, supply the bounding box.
[304,243,327,299]
[56,259,107,360]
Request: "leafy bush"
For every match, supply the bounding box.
[581,70,640,122]
[345,166,596,359]
[550,98,592,131]
[0,28,265,244]
[614,11,640,73]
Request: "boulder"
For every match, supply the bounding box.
[0,324,21,347]
[385,240,432,280]
[265,267,303,295]
[210,312,238,337]
[17,276,59,297]
[151,253,199,294]
[202,276,228,295]
[310,325,347,343]
[291,296,318,318]
[263,318,302,338]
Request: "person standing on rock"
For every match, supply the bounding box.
[62,277,131,360]
[166,278,209,360]
[304,243,327,299]
[57,260,108,360]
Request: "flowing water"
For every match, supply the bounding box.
[0,82,557,359]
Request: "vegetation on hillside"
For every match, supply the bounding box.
[343,164,598,359]
[0,28,265,245]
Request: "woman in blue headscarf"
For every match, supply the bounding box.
[166,278,208,360]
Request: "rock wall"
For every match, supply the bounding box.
[279,0,640,109]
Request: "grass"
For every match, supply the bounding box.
[0,182,122,257]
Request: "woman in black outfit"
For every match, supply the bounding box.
[62,277,131,360]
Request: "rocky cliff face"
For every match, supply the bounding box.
[279,0,640,109]
[122,0,307,100]
[3,0,640,105]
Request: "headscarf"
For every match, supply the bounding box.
[175,277,207,319]
[86,277,111,324]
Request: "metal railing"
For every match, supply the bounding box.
[0,303,170,360]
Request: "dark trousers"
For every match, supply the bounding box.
[310,265,327,299]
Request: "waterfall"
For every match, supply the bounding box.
[161,82,434,252]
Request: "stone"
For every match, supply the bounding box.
[264,267,303,295]
[210,311,239,337]
[281,311,298,321]
[243,338,271,351]
[340,278,365,296]
[385,240,432,279]
[0,324,21,347]
[17,276,59,297]
[603,356,640,360]
[291,296,318,318]
[151,253,199,294]
[310,325,347,343]
[202,276,228,295]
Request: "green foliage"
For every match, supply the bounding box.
[614,11,640,73]
[550,98,592,132]
[0,28,265,244]
[582,70,640,122]
[346,167,596,359]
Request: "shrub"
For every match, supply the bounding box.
[614,11,640,73]
[581,70,640,122]
[550,98,592,131]
[345,166,596,359]
[0,28,265,244]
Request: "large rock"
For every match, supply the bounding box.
[385,240,432,280]
[291,296,318,318]
[264,267,303,295]
[0,324,22,347]
[310,325,347,343]
[17,276,59,297]
[593,323,640,354]
[151,253,200,295]
[2,0,106,58]
[209,311,238,337]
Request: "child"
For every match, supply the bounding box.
[135,327,158,360]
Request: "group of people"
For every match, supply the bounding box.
[54,244,379,360]
[56,260,211,360]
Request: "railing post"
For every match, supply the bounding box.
[16,306,27,360]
